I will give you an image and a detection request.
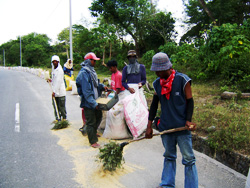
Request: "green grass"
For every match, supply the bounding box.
[192,82,250,156]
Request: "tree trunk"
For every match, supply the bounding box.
[102,46,107,67]
[66,48,69,59]
[102,46,105,64]
[198,0,216,23]
[109,42,112,60]
[221,91,250,99]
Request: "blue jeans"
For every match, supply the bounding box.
[160,133,198,188]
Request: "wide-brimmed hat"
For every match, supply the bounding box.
[150,52,172,71]
[127,50,137,58]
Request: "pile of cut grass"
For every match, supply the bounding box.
[51,120,70,130]
[96,141,124,172]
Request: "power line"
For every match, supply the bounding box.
[42,0,65,25]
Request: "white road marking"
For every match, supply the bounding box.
[15,103,20,132]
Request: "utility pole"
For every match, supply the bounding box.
[69,0,73,62]
[3,49,5,67]
[20,36,22,67]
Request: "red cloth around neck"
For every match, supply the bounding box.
[160,70,176,100]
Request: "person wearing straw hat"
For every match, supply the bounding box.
[76,52,108,148]
[145,52,198,188]
[48,55,67,121]
[121,50,146,94]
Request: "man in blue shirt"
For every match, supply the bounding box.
[146,52,198,188]
[76,52,107,148]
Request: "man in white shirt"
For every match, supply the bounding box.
[49,55,67,121]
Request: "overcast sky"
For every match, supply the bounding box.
[0,0,185,45]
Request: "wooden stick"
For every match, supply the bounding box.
[48,81,60,120]
[127,127,187,144]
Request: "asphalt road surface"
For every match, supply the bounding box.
[0,69,247,188]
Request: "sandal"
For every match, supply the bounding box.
[91,143,100,148]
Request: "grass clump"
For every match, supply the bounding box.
[97,141,124,172]
[51,120,70,130]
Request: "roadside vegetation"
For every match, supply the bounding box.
[1,0,249,156]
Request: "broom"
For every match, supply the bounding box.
[97,126,188,172]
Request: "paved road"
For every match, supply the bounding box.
[0,69,247,188]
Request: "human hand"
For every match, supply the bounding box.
[52,92,55,97]
[145,121,153,138]
[47,79,52,83]
[185,121,196,131]
[104,86,108,92]
[128,87,135,94]
[138,83,142,88]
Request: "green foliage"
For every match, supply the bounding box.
[51,120,70,130]
[182,0,250,41]
[90,0,151,57]
[159,42,202,79]
[73,24,95,55]
[203,21,250,91]
[57,28,76,59]
[142,11,176,52]
[89,0,176,57]
[158,41,178,56]
[0,33,51,67]
[141,50,155,69]
[97,141,124,172]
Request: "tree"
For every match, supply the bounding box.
[0,39,22,66]
[91,18,119,64]
[145,11,176,46]
[21,33,51,67]
[0,33,51,67]
[73,25,95,54]
[198,0,215,22]
[58,28,76,59]
[89,0,152,57]
[182,0,250,42]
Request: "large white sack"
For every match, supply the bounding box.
[70,81,78,95]
[123,83,147,108]
[117,90,127,101]
[44,71,50,80]
[103,101,131,139]
[41,71,45,79]
[99,111,107,130]
[123,91,148,138]
[38,69,43,77]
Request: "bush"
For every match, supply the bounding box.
[189,20,250,91]
[141,50,155,69]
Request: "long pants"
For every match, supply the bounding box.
[84,107,102,145]
[52,96,67,120]
[160,133,198,188]
[82,108,86,125]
